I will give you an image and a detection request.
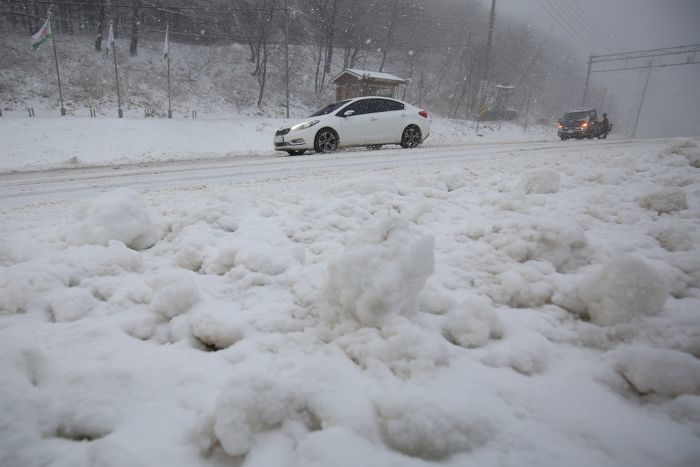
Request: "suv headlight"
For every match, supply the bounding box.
[290,120,320,131]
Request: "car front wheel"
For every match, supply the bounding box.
[401,125,422,148]
[314,128,338,153]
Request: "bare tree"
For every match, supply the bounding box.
[129,0,139,56]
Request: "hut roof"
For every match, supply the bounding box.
[332,68,407,84]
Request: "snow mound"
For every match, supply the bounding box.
[325,217,435,327]
[209,372,318,458]
[68,188,159,250]
[189,305,245,351]
[662,137,698,155]
[46,287,98,322]
[639,188,688,214]
[443,297,504,348]
[578,256,670,325]
[485,219,587,270]
[520,168,560,194]
[147,272,201,320]
[376,394,492,460]
[662,137,700,166]
[617,347,700,397]
[336,320,450,378]
[483,334,550,376]
[649,219,694,252]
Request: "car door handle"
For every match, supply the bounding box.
[370,117,378,121]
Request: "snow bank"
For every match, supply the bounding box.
[325,217,435,327]
[68,188,159,250]
[578,256,670,325]
[617,347,700,397]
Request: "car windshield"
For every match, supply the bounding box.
[563,111,590,121]
[309,100,351,117]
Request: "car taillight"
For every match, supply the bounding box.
[418,110,428,118]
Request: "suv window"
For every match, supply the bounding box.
[563,111,591,121]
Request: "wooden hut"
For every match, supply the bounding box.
[331,68,407,101]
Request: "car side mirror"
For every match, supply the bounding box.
[342,109,355,117]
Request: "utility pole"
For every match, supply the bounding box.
[581,54,592,107]
[632,60,652,138]
[284,0,289,118]
[476,0,496,134]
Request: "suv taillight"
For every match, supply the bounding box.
[419,110,428,118]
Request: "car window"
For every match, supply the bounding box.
[340,99,372,116]
[367,99,389,113]
[310,100,351,117]
[385,100,404,112]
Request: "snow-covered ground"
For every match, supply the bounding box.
[1,119,700,467]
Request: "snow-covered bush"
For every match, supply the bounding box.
[578,256,670,325]
[617,347,700,397]
[519,168,560,194]
[639,188,688,214]
[68,188,159,250]
[325,217,435,327]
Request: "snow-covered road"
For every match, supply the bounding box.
[1,138,656,205]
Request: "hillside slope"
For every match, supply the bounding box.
[1,31,330,118]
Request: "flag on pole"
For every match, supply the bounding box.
[31,16,52,50]
[163,25,169,59]
[105,20,115,54]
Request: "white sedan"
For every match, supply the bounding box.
[274,97,430,155]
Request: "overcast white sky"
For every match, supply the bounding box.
[477,0,700,137]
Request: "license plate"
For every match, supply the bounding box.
[274,135,284,143]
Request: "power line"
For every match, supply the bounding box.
[555,0,614,52]
[536,0,608,53]
[563,0,621,49]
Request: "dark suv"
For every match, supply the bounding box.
[557,109,599,140]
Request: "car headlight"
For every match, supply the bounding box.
[290,120,320,131]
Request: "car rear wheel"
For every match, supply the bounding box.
[314,128,338,153]
[401,125,422,148]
